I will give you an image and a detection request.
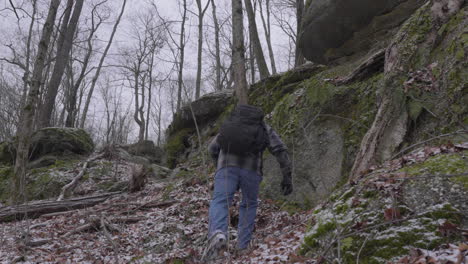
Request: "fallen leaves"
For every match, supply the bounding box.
[394,244,468,264]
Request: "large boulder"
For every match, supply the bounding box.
[0,128,94,164]
[167,90,233,136]
[0,141,15,165]
[126,140,163,164]
[29,128,94,160]
[300,0,425,64]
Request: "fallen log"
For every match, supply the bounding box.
[0,192,121,222]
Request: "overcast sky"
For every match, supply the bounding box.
[0,0,296,143]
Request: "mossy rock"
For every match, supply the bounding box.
[29,128,94,160]
[165,128,194,169]
[0,141,15,165]
[126,140,163,164]
[0,166,13,203]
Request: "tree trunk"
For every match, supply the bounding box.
[20,0,37,108]
[0,192,121,222]
[232,0,249,104]
[80,0,127,128]
[13,0,61,205]
[66,5,102,128]
[38,0,84,128]
[211,0,222,91]
[295,0,306,67]
[244,0,270,80]
[259,0,277,74]
[176,0,187,111]
[249,35,256,83]
[195,0,210,99]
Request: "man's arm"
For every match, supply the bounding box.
[208,135,221,167]
[266,125,293,195]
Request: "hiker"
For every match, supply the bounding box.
[202,104,293,260]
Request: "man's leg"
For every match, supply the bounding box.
[208,167,239,238]
[237,168,262,249]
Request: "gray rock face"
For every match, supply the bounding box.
[126,140,163,164]
[168,91,233,136]
[300,0,425,64]
[0,128,94,165]
[261,120,344,206]
[30,128,94,160]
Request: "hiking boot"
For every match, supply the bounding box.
[201,232,227,262]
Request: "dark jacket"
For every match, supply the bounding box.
[208,124,292,179]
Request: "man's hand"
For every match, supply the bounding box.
[281,177,293,196]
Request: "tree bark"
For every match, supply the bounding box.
[38,0,84,128]
[20,0,37,108]
[195,0,210,99]
[259,0,277,74]
[13,0,61,205]
[295,0,306,67]
[210,0,222,91]
[176,0,187,111]
[244,0,270,80]
[0,192,121,222]
[232,0,249,104]
[65,3,103,127]
[80,0,127,128]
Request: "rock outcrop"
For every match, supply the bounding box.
[125,140,163,164]
[0,127,94,165]
[300,0,426,64]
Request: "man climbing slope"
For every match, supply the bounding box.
[202,104,293,261]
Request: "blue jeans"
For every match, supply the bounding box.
[208,167,262,249]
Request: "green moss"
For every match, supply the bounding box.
[335,204,349,214]
[165,128,194,169]
[0,166,13,203]
[26,173,63,200]
[162,183,175,201]
[339,187,356,202]
[452,174,468,189]
[400,151,468,176]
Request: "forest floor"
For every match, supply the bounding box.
[0,169,315,264]
[0,143,467,263]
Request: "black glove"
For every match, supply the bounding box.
[281,177,293,196]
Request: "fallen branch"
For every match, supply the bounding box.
[57,152,106,201]
[65,215,145,236]
[0,192,121,222]
[390,130,468,160]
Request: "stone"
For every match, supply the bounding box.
[29,128,94,161]
[168,90,233,136]
[261,119,344,206]
[0,128,94,164]
[126,140,163,164]
[0,141,15,165]
[299,0,425,64]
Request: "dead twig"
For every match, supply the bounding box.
[390,130,467,160]
[57,152,106,201]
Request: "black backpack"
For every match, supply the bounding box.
[217,104,268,155]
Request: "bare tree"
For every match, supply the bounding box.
[232,0,249,104]
[13,0,61,204]
[39,0,85,128]
[210,0,222,91]
[258,0,277,73]
[194,0,211,99]
[80,0,127,128]
[295,0,305,66]
[244,0,270,79]
[177,0,188,111]
[65,1,107,127]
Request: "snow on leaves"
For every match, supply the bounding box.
[0,173,315,263]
